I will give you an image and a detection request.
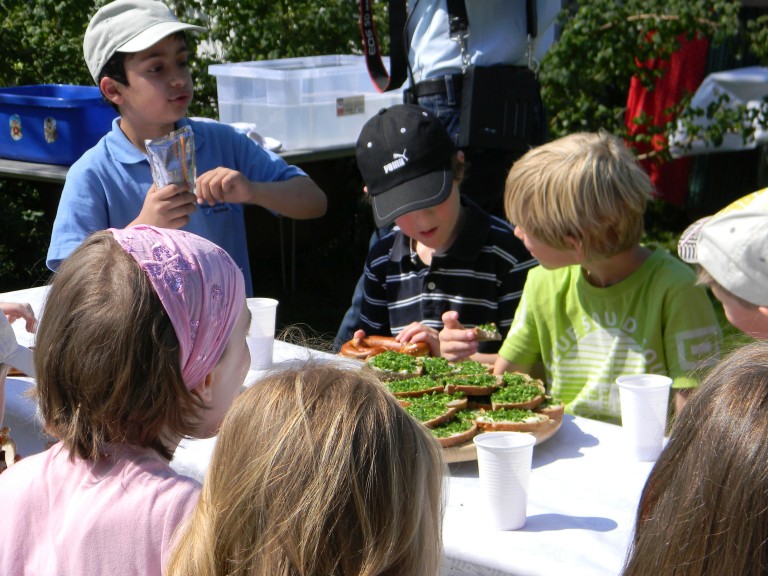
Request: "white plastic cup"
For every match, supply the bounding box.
[246,298,278,369]
[473,432,536,530]
[616,374,672,461]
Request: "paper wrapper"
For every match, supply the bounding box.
[145,126,197,194]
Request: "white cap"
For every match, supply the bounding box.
[678,188,768,306]
[84,0,205,83]
[0,313,34,378]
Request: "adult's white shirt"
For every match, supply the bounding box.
[407,0,563,83]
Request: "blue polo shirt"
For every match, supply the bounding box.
[47,117,307,295]
[360,199,537,353]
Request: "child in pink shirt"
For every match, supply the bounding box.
[0,225,250,575]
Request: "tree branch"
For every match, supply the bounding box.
[599,14,719,32]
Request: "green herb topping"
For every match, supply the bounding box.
[476,408,545,423]
[442,374,498,388]
[492,382,543,403]
[456,409,481,422]
[421,356,454,376]
[452,360,489,375]
[386,376,441,394]
[403,392,464,422]
[430,418,475,438]
[501,372,529,387]
[368,350,419,373]
[538,395,563,409]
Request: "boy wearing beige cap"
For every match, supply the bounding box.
[678,188,768,339]
[47,0,327,294]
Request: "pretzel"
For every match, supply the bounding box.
[339,335,430,360]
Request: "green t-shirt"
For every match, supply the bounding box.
[498,249,721,423]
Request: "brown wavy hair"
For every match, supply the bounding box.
[623,340,768,575]
[167,361,445,576]
[33,231,202,461]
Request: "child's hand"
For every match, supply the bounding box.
[439,310,478,361]
[196,167,250,206]
[0,302,36,333]
[352,329,367,344]
[133,183,196,229]
[397,322,440,356]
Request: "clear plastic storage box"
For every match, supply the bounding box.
[0,84,117,165]
[209,55,405,150]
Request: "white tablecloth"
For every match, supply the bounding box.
[2,285,653,576]
[442,415,652,576]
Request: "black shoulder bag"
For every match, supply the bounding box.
[359,0,546,153]
[452,0,546,152]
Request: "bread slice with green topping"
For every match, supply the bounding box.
[385,376,445,398]
[534,395,565,423]
[491,374,546,410]
[442,373,502,396]
[400,392,468,428]
[473,407,554,433]
[419,356,456,377]
[474,322,502,341]
[451,359,491,375]
[366,350,423,380]
[430,414,479,448]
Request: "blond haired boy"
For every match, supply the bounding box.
[441,131,721,423]
[678,188,768,339]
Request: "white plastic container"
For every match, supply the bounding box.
[209,55,405,150]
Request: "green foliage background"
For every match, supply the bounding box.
[0,0,766,292]
[541,0,767,153]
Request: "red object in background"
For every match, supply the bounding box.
[625,34,710,206]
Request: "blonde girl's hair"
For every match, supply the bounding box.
[623,340,768,575]
[504,131,651,260]
[167,362,445,576]
[33,231,202,461]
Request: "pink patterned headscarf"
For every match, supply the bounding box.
[109,225,246,390]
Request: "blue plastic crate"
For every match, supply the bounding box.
[0,84,118,166]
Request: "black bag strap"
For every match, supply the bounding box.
[359,0,408,92]
[445,0,469,37]
[526,0,537,40]
[445,0,538,71]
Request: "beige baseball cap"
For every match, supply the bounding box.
[678,188,768,307]
[0,313,34,378]
[84,0,205,83]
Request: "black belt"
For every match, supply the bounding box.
[413,74,464,98]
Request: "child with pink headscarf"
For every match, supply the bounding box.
[0,225,250,575]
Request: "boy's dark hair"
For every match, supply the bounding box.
[99,52,128,111]
[96,31,189,112]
